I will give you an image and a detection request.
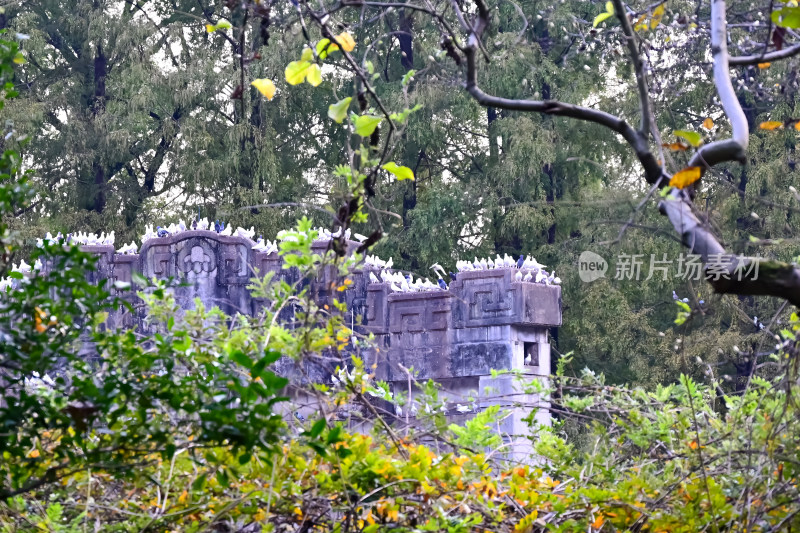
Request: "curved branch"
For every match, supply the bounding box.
[463,46,662,183]
[653,0,800,307]
[659,189,800,306]
[729,42,800,65]
[689,0,749,168]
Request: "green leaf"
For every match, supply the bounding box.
[309,418,326,437]
[389,104,423,124]
[301,47,313,62]
[328,97,352,123]
[192,474,207,491]
[605,0,614,13]
[306,63,322,87]
[381,162,415,181]
[773,6,800,28]
[353,114,382,137]
[316,38,332,60]
[215,18,232,30]
[230,350,252,369]
[593,11,614,27]
[402,69,416,86]
[674,129,703,147]
[285,60,311,85]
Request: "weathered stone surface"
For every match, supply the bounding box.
[139,231,254,316]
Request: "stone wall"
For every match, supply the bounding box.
[77,230,561,457]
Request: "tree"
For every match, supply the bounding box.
[217,0,800,308]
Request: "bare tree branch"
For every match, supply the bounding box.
[611,0,652,137]
[688,0,749,169]
[655,0,800,307]
[730,42,800,65]
[459,0,662,183]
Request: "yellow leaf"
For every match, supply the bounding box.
[251,78,276,100]
[285,60,311,85]
[605,1,614,14]
[335,32,356,52]
[662,142,689,151]
[593,11,614,27]
[306,63,322,87]
[177,490,188,504]
[689,440,699,449]
[651,4,665,29]
[758,62,772,69]
[794,121,800,131]
[205,24,216,33]
[633,13,648,31]
[669,167,702,189]
[760,121,784,130]
[28,449,40,458]
[702,117,714,130]
[591,514,605,529]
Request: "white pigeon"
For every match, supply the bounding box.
[219,225,233,237]
[525,255,546,271]
[523,271,533,282]
[14,260,31,274]
[514,270,523,281]
[369,272,380,284]
[0,277,13,292]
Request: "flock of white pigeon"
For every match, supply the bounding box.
[364,252,560,293]
[0,259,43,292]
[2,223,560,294]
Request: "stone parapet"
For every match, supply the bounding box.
[72,231,560,458]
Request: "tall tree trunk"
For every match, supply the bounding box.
[397,10,414,70]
